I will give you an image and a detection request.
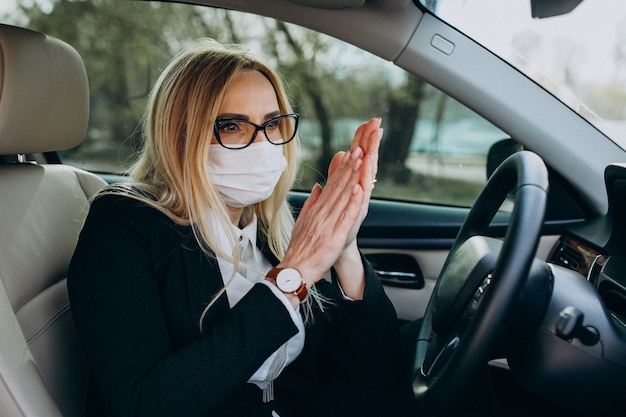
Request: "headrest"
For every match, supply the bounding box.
[0,24,89,155]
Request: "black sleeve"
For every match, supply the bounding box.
[280,257,406,417]
[326,255,404,386]
[68,195,299,417]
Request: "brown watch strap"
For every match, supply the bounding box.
[265,267,281,280]
[292,280,308,302]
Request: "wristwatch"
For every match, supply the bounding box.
[266,267,308,302]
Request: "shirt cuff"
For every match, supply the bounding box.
[258,280,303,324]
[336,279,355,301]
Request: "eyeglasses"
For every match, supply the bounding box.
[213,113,299,149]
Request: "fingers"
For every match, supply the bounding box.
[359,154,374,198]
[327,151,345,178]
[302,149,364,233]
[366,124,382,182]
[338,118,382,249]
[329,117,382,181]
[307,148,364,223]
[352,119,381,192]
[351,117,382,155]
[336,184,364,236]
[299,182,322,218]
[348,118,382,187]
[315,149,363,216]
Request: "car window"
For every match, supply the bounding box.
[424,0,626,151]
[3,0,506,207]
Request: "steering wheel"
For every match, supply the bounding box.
[411,150,549,415]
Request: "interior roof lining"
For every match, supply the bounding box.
[163,0,423,63]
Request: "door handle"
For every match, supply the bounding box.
[365,253,424,289]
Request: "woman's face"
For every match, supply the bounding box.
[212,70,281,146]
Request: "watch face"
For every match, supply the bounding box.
[276,268,303,293]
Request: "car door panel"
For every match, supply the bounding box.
[290,192,563,322]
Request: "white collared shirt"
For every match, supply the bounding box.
[208,210,305,391]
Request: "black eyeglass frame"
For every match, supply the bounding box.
[213,113,299,150]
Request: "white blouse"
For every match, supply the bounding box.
[208,211,305,401]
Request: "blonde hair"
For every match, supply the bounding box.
[107,39,327,323]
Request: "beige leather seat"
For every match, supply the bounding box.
[0,24,106,417]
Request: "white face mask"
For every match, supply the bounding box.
[208,141,288,208]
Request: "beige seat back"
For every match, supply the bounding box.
[0,24,106,417]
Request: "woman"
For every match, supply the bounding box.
[68,39,406,417]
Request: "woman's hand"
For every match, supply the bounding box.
[275,118,382,304]
[327,117,382,299]
[278,149,366,288]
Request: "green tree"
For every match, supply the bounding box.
[379,74,425,183]
[265,20,335,181]
[12,0,235,170]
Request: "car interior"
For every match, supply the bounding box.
[0,24,107,417]
[2,0,626,416]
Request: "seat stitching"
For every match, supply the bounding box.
[24,303,71,345]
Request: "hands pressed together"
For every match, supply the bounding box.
[276,117,382,305]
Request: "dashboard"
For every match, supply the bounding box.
[506,163,626,415]
[549,163,626,324]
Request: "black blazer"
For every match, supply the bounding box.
[68,194,404,417]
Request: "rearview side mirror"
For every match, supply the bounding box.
[530,0,583,18]
[486,138,524,180]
